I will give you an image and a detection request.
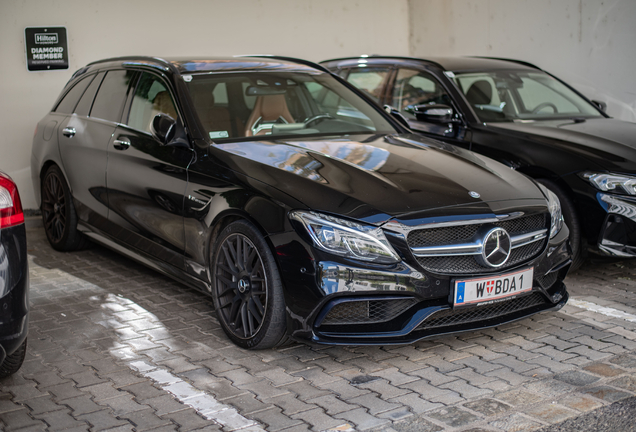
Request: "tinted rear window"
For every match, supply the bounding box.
[74,72,105,116]
[90,70,136,122]
[55,75,95,114]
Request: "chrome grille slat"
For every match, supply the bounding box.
[407,214,548,274]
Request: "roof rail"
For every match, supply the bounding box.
[471,56,542,70]
[86,56,176,73]
[236,55,332,73]
[320,55,446,70]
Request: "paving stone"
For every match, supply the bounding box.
[82,382,124,402]
[355,378,411,400]
[237,379,291,399]
[101,394,149,415]
[63,395,105,415]
[584,386,634,403]
[264,393,317,416]
[335,407,390,431]
[488,412,543,432]
[316,379,369,400]
[609,353,636,368]
[248,406,304,431]
[609,375,636,392]
[224,392,275,415]
[559,394,604,412]
[22,395,65,415]
[400,379,464,405]
[387,393,442,414]
[0,408,47,430]
[118,408,173,431]
[495,390,543,406]
[305,394,357,415]
[426,406,481,428]
[463,398,511,417]
[75,409,130,431]
[142,394,189,416]
[523,378,576,398]
[391,416,443,432]
[409,367,457,386]
[347,393,401,415]
[369,367,418,386]
[524,403,578,424]
[554,370,601,386]
[583,362,625,377]
[438,378,492,399]
[31,408,89,431]
[283,381,332,402]
[160,408,218,431]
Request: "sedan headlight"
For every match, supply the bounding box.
[537,184,564,239]
[581,172,636,195]
[290,211,400,264]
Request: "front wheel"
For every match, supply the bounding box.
[211,220,287,349]
[537,178,584,270]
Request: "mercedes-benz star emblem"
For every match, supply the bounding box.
[469,191,480,198]
[480,227,511,268]
[238,279,250,293]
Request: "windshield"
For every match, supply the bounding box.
[185,71,396,141]
[452,70,601,122]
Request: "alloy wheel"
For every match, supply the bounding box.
[42,171,67,243]
[214,233,268,339]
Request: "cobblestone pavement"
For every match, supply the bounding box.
[1,226,636,432]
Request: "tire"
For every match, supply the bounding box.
[41,165,90,251]
[0,339,27,379]
[537,179,585,270]
[211,220,287,349]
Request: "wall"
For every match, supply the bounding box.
[408,0,636,121]
[0,0,410,209]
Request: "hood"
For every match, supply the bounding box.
[211,134,546,224]
[490,118,636,173]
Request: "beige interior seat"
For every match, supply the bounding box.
[244,95,294,137]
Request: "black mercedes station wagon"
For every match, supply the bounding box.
[321,56,636,268]
[32,56,571,348]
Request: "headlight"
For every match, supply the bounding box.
[537,184,564,239]
[290,211,400,264]
[581,172,636,195]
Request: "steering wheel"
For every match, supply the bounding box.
[304,113,334,127]
[532,102,558,114]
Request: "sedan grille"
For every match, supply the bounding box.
[408,214,548,274]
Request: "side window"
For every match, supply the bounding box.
[345,68,390,103]
[517,77,578,113]
[90,70,135,123]
[392,69,452,119]
[74,72,105,116]
[128,72,178,133]
[54,75,94,114]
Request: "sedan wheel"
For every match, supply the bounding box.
[212,220,286,349]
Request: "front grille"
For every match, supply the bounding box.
[408,214,548,274]
[416,292,547,330]
[320,298,418,325]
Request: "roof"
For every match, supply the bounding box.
[320,55,541,73]
[83,56,324,76]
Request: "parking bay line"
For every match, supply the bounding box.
[567,298,636,323]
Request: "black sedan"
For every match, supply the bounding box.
[31,56,570,348]
[321,56,636,268]
[0,171,28,377]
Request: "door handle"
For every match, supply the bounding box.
[62,127,76,138]
[113,137,131,150]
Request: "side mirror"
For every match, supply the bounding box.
[591,100,607,113]
[409,104,454,124]
[151,113,177,144]
[383,105,410,130]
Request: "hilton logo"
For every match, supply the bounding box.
[35,33,58,44]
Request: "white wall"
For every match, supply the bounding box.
[408,0,636,121]
[3,0,636,209]
[0,0,410,209]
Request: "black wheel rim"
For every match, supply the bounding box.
[215,233,268,339]
[42,172,66,243]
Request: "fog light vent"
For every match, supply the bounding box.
[321,298,417,325]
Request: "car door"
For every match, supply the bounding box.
[105,71,192,270]
[58,70,132,231]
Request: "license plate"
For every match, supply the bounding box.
[454,267,533,306]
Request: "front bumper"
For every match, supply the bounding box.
[597,193,636,257]
[277,218,571,345]
[0,224,29,364]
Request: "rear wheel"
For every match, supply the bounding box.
[0,339,27,379]
[537,178,584,270]
[211,220,287,349]
[41,165,90,251]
